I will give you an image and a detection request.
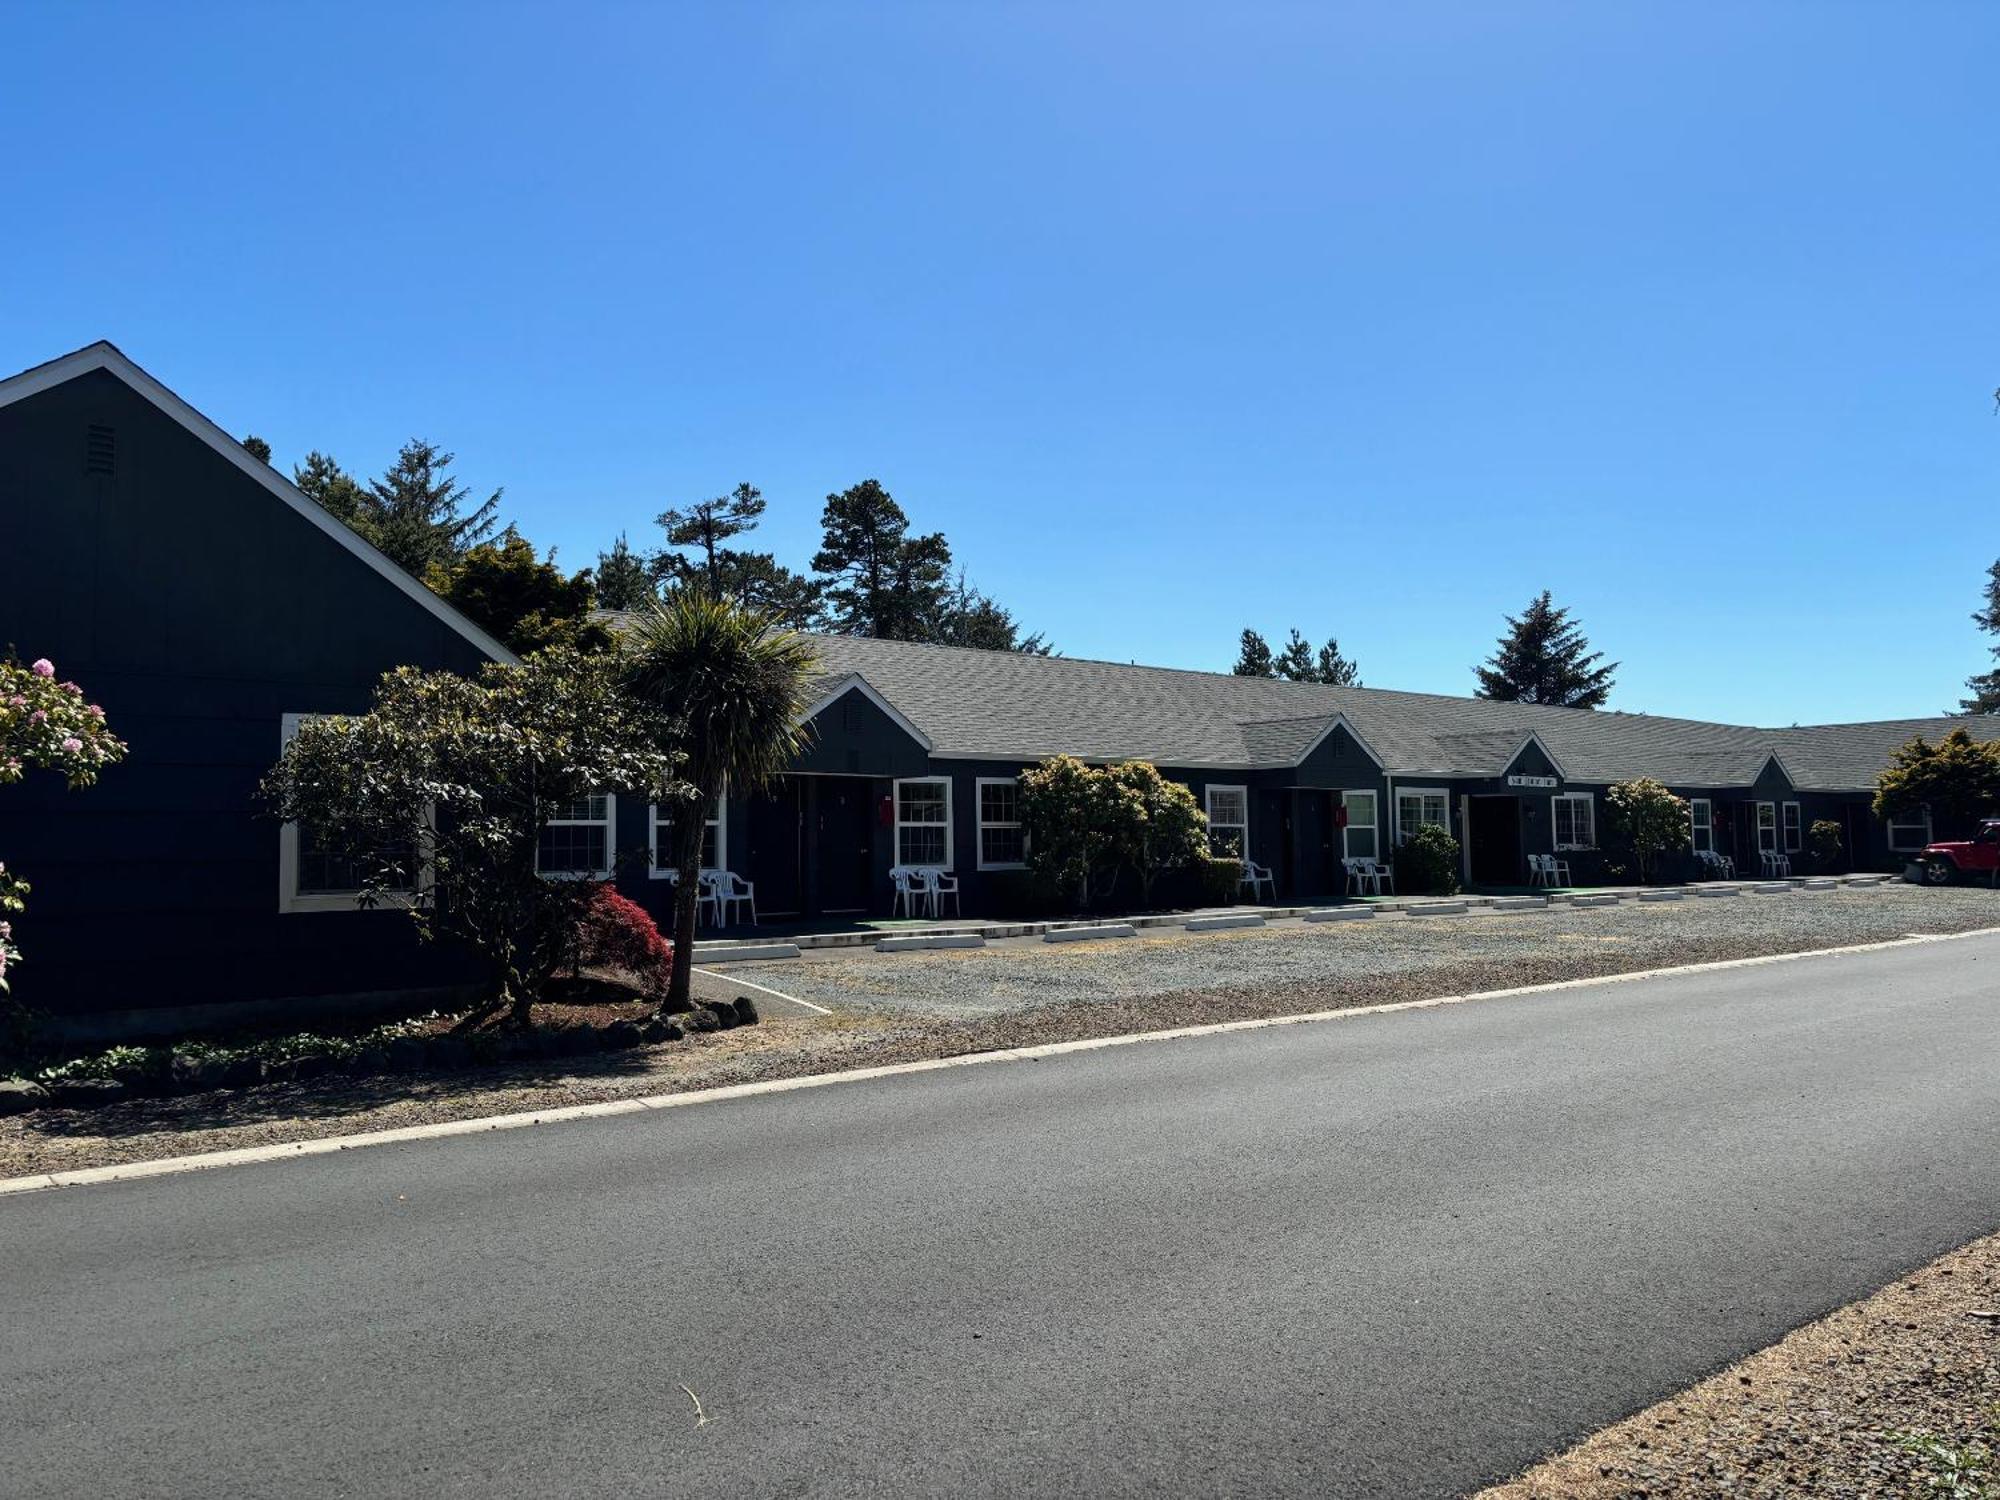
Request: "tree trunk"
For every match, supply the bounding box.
[663,789,710,1013]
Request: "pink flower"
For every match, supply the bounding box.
[29,658,54,678]
[60,736,83,754]
[30,710,46,725]
[87,704,105,718]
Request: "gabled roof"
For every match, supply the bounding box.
[0,341,518,666]
[803,673,935,751]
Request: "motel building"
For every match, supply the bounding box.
[2,341,1991,1026]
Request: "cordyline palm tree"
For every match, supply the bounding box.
[622,590,817,1011]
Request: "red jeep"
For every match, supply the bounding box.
[1919,818,2000,885]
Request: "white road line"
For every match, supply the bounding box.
[693,966,832,1016]
[6,923,1998,1200]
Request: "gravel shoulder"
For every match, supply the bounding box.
[3,884,1993,1180]
[1479,1229,2000,1498]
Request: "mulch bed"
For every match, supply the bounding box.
[1478,1232,2000,1498]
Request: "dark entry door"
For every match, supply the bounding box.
[1467,796,1522,886]
[1287,791,1334,901]
[815,778,875,915]
[745,778,804,918]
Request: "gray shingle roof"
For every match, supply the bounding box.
[599,615,1998,791]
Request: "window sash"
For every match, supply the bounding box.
[1782,802,1802,852]
[1887,807,1931,851]
[1396,790,1448,843]
[1343,791,1379,861]
[539,793,615,877]
[652,790,724,874]
[1689,799,1713,854]
[1756,802,1777,853]
[278,711,421,912]
[1552,794,1595,851]
[976,778,1026,870]
[895,778,953,869]
[1205,785,1248,859]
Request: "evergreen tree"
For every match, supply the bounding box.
[652,483,767,591]
[933,570,1052,654]
[426,531,609,656]
[811,479,952,639]
[594,533,656,611]
[1314,637,1361,686]
[1233,628,1276,678]
[241,434,273,464]
[1474,591,1617,709]
[711,552,827,631]
[293,451,368,527]
[1274,628,1317,682]
[363,440,501,576]
[1960,558,2000,714]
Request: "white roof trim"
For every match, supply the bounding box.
[0,341,518,665]
[1288,713,1387,771]
[1756,749,1799,789]
[1500,730,1570,781]
[803,673,936,752]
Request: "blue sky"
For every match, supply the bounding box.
[3,3,1994,724]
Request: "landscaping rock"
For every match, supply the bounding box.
[638,1016,683,1044]
[171,1052,229,1090]
[682,1007,723,1034]
[709,999,740,1029]
[45,1076,129,1109]
[733,995,760,1026]
[426,1036,473,1071]
[289,1053,335,1081]
[221,1056,264,1089]
[0,1078,50,1115]
[602,1021,642,1051]
[385,1036,429,1071]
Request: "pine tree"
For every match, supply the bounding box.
[1314,637,1360,686]
[1274,628,1317,681]
[712,552,827,631]
[1474,591,1617,709]
[363,440,501,576]
[293,451,368,527]
[811,479,952,639]
[1233,629,1275,678]
[933,569,1053,654]
[594,533,656,611]
[241,434,273,464]
[1960,559,2000,714]
[426,531,608,656]
[652,483,767,592]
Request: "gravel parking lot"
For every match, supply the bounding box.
[714,884,2000,1020]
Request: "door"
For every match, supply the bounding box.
[1286,791,1334,901]
[745,778,805,918]
[815,778,875,915]
[1467,796,1523,886]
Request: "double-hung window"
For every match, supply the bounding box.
[895,778,952,868]
[1342,790,1379,861]
[1887,805,1932,853]
[538,794,614,878]
[277,712,419,913]
[1551,793,1596,851]
[651,789,724,874]
[1782,801,1802,853]
[1756,801,1778,854]
[1205,784,1249,859]
[1689,798,1714,854]
[976,778,1026,870]
[1395,788,1449,844]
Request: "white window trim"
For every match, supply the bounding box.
[1887,805,1933,853]
[1395,787,1450,845]
[537,793,617,880]
[1755,800,1778,853]
[1782,801,1802,852]
[1204,783,1249,859]
[893,775,954,870]
[277,712,426,914]
[1341,789,1379,861]
[649,786,726,878]
[1551,792,1596,852]
[975,776,1028,871]
[1690,797,1713,854]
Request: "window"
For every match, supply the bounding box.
[538,794,614,878]
[1887,805,1932,853]
[1396,788,1449,844]
[1205,784,1248,859]
[977,778,1027,869]
[1782,801,1802,853]
[895,777,952,868]
[277,712,418,913]
[1689,798,1713,854]
[1756,801,1778,854]
[1342,790,1379,861]
[651,789,724,875]
[1552,793,1596,851]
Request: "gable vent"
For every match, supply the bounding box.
[84,424,116,477]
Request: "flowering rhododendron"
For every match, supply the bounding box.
[1,655,127,1003]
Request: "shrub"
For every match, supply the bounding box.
[576,884,674,998]
[1194,854,1244,906]
[1393,824,1461,895]
[1020,755,1210,912]
[1874,728,2000,840]
[1809,819,1844,873]
[1605,777,1692,885]
[1099,761,1208,907]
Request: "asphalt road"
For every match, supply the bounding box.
[7,932,2000,1498]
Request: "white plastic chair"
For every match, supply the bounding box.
[890,867,929,919]
[1533,852,1572,887]
[1761,850,1791,878]
[1697,849,1736,880]
[664,868,721,926]
[1342,857,1382,897]
[925,868,960,918]
[710,870,757,926]
[1240,860,1275,902]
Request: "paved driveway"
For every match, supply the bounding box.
[6,931,2000,1497]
